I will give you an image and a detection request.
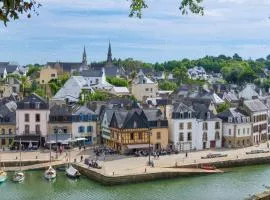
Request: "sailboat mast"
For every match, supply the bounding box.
[69,134,71,167]
[49,143,52,164]
[19,139,22,171]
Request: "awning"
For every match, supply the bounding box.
[14,136,40,143]
[76,138,87,141]
[126,144,153,149]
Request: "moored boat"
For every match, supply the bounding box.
[44,166,56,180]
[13,171,25,182]
[66,165,80,178]
[0,169,7,183]
[13,139,25,183]
[200,164,216,170]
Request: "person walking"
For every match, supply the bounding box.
[185,151,188,158]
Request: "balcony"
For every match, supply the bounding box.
[22,131,41,136]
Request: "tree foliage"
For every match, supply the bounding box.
[158,80,177,91]
[216,102,231,113]
[106,76,128,87]
[0,0,41,25]
[1,0,203,25]
[79,90,110,104]
[129,0,204,18]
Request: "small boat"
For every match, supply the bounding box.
[66,165,80,178]
[13,139,25,183]
[200,164,216,170]
[13,171,25,182]
[44,142,56,180]
[0,169,7,183]
[0,153,7,183]
[44,166,56,180]
[65,135,80,179]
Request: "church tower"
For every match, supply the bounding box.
[82,46,87,65]
[107,41,112,63]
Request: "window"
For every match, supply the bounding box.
[215,131,220,140]
[243,128,245,135]
[145,88,149,91]
[207,112,211,119]
[87,126,92,133]
[228,129,231,135]
[247,117,250,122]
[36,125,40,134]
[203,122,208,130]
[25,114,29,122]
[179,123,184,130]
[78,126,85,133]
[157,132,161,140]
[139,132,143,140]
[203,132,208,141]
[51,74,56,78]
[238,129,240,135]
[180,112,183,119]
[25,125,29,134]
[228,117,232,123]
[187,122,192,130]
[187,132,192,141]
[35,102,40,109]
[1,129,5,135]
[130,133,134,140]
[96,79,99,84]
[1,139,5,145]
[8,129,12,135]
[215,122,220,129]
[179,132,184,141]
[188,112,192,119]
[247,128,249,135]
[36,114,40,122]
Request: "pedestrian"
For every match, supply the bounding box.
[185,152,188,158]
[145,168,146,173]
[79,145,81,151]
[267,142,269,149]
[81,155,83,162]
[157,152,160,159]
[83,145,86,150]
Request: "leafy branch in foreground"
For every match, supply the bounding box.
[0,0,41,25]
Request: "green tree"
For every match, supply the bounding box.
[1,0,204,25]
[173,66,188,85]
[158,80,177,91]
[106,76,128,87]
[216,102,231,113]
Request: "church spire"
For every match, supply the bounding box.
[107,40,112,63]
[82,45,87,65]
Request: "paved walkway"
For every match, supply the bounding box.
[1,143,270,177]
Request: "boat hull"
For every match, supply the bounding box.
[44,167,56,180]
[13,172,25,183]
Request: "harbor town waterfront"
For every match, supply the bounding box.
[1,165,270,200]
[2,0,270,199]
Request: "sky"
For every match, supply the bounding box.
[1,0,270,65]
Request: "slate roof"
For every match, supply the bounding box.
[47,62,84,72]
[173,102,194,113]
[239,84,259,100]
[72,105,96,115]
[0,103,16,124]
[80,69,102,77]
[192,103,216,120]
[244,99,268,112]
[50,105,71,116]
[217,108,248,123]
[0,66,6,74]
[0,62,19,73]
[17,93,48,109]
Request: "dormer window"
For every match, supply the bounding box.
[180,112,184,119]
[207,112,211,119]
[228,117,232,123]
[242,117,246,123]
[188,112,192,119]
[247,117,250,122]
[134,121,137,129]
[35,102,40,109]
[237,117,241,123]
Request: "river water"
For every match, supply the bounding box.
[1,165,270,200]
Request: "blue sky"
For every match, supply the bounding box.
[1,0,270,65]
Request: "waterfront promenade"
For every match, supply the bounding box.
[2,142,270,181]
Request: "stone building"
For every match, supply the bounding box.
[0,102,16,149]
[217,108,252,148]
